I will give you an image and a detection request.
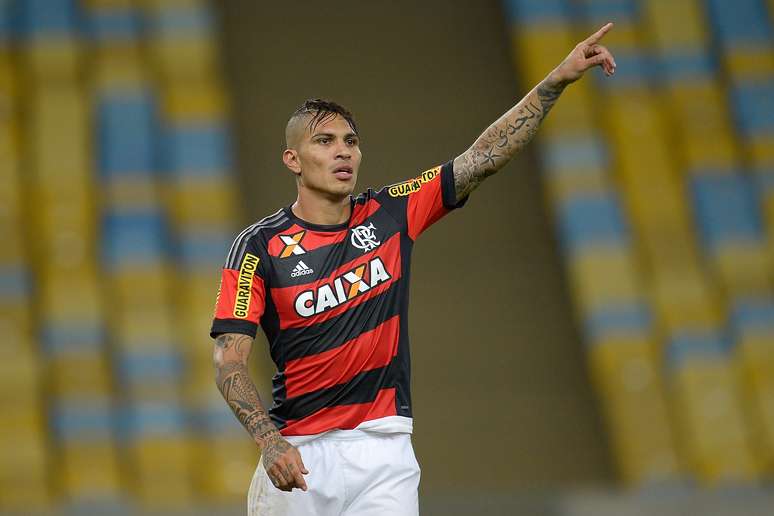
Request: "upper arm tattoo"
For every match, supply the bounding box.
[453,78,565,202]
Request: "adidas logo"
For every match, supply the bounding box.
[290,260,314,278]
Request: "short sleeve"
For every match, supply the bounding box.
[210,236,266,339]
[376,160,468,241]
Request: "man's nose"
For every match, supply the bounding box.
[335,142,351,159]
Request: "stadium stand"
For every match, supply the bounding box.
[506,0,774,488]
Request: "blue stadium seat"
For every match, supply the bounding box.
[690,174,764,249]
[502,0,570,24]
[542,133,608,171]
[658,49,716,83]
[51,398,115,442]
[146,2,214,38]
[0,0,14,43]
[97,90,159,178]
[705,0,773,47]
[666,330,731,368]
[176,228,232,269]
[556,192,630,251]
[730,297,774,333]
[101,210,169,268]
[17,0,79,38]
[584,301,651,342]
[116,349,184,389]
[163,124,230,177]
[85,6,141,43]
[730,80,774,138]
[575,0,638,23]
[119,401,187,439]
[41,323,105,356]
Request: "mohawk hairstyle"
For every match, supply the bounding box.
[286,98,359,146]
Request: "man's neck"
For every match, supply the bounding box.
[291,192,351,226]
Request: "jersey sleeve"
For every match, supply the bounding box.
[210,234,267,339]
[375,159,469,240]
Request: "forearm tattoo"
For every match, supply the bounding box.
[214,334,281,448]
[453,78,565,202]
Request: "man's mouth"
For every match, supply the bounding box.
[333,166,353,180]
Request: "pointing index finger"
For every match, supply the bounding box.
[584,22,614,45]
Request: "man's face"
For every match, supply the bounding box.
[287,114,361,199]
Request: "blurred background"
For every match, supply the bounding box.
[2,0,774,515]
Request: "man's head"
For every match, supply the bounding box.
[283,99,361,200]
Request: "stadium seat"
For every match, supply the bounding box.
[667,331,760,482]
[588,333,680,484]
[730,298,774,472]
[666,83,740,173]
[0,438,51,510]
[691,173,771,296]
[555,191,630,254]
[144,1,216,81]
[96,89,159,178]
[649,268,724,335]
[568,244,642,312]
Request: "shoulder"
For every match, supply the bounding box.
[224,208,291,269]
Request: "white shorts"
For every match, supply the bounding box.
[247,431,420,516]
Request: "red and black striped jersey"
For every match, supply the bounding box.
[211,161,467,437]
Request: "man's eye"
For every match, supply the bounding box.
[319,138,330,144]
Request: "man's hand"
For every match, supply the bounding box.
[547,22,617,88]
[262,434,309,492]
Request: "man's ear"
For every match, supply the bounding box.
[283,149,302,176]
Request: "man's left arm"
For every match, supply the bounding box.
[453,22,617,202]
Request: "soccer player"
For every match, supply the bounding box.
[211,23,616,516]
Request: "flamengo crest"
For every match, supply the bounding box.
[351,223,380,253]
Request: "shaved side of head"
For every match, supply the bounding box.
[285,113,311,150]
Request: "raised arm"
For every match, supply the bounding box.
[213,333,309,492]
[453,22,616,202]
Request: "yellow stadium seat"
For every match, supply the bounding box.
[129,437,193,508]
[0,50,18,113]
[0,304,34,344]
[759,190,774,251]
[568,245,643,311]
[737,332,774,472]
[110,264,175,310]
[38,268,104,324]
[623,176,693,238]
[681,131,740,172]
[0,349,42,406]
[111,306,178,351]
[27,84,93,190]
[648,270,724,335]
[543,165,611,209]
[642,0,709,51]
[746,134,774,170]
[723,48,774,81]
[588,335,680,484]
[103,177,162,212]
[83,0,134,7]
[58,441,122,500]
[23,38,81,82]
[193,435,257,502]
[605,91,678,185]
[169,179,237,226]
[541,80,597,136]
[711,242,772,297]
[0,407,47,442]
[49,353,114,397]
[92,45,149,91]
[667,82,740,171]
[149,37,216,82]
[0,438,51,510]
[162,79,228,123]
[29,199,98,272]
[512,24,577,87]
[670,351,760,482]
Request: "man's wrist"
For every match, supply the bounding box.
[543,69,571,92]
